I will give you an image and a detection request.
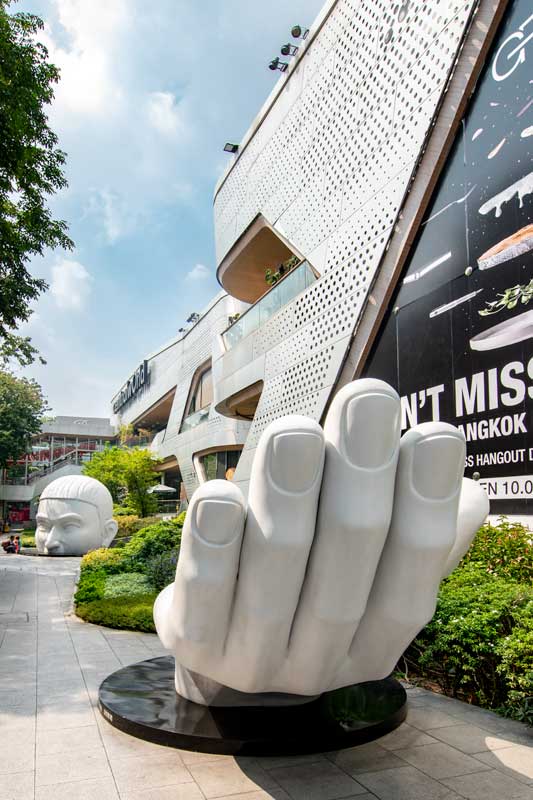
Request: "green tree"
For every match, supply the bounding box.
[0,2,74,366]
[83,447,159,517]
[122,449,159,517]
[82,446,127,504]
[0,369,48,467]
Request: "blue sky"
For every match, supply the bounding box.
[15,0,324,417]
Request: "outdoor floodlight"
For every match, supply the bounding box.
[224,143,239,153]
[269,57,288,72]
[281,44,299,57]
[291,25,309,39]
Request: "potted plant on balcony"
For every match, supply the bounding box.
[265,255,300,287]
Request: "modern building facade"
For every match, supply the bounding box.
[0,416,116,523]
[111,293,250,500]
[114,0,532,518]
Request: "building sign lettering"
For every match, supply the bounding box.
[113,361,150,413]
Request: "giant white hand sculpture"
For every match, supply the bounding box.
[154,379,489,705]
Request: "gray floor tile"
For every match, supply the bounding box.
[0,770,34,800]
[35,746,112,786]
[357,764,461,799]
[442,768,533,799]
[428,722,521,754]
[394,741,490,779]
[35,777,120,800]
[473,745,533,784]
[120,786,215,800]
[378,722,438,750]
[36,723,103,755]
[188,759,278,799]
[327,741,405,775]
[259,753,326,770]
[110,751,193,794]
[268,760,367,800]
[407,706,462,730]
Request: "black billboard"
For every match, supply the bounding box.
[364,0,533,514]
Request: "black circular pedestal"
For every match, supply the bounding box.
[98,656,407,756]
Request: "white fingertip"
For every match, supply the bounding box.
[344,422,466,686]
[442,478,489,577]
[154,480,246,671]
[223,416,325,693]
[284,379,401,694]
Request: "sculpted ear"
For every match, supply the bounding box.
[103,519,118,547]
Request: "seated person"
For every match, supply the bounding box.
[2,536,17,553]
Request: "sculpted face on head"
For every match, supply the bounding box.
[36,476,118,556]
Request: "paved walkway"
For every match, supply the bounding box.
[0,553,531,800]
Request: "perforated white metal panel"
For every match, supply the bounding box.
[213,0,479,494]
[113,294,250,498]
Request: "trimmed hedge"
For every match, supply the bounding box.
[75,514,185,632]
[103,572,153,599]
[76,594,157,632]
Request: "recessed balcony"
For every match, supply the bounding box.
[217,215,300,303]
[222,259,316,350]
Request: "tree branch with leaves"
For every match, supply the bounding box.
[0,1,74,366]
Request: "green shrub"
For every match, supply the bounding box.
[74,515,184,632]
[103,572,154,599]
[76,593,157,632]
[145,549,179,591]
[121,518,183,568]
[20,533,35,547]
[80,548,127,574]
[74,569,107,603]
[114,515,161,538]
[462,516,533,583]
[405,563,533,712]
[113,504,137,517]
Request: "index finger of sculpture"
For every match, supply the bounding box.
[153,480,246,672]
[340,422,466,687]
[285,379,401,695]
[223,416,325,693]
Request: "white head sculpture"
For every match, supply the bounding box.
[36,475,118,556]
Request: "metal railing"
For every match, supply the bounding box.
[222,260,316,349]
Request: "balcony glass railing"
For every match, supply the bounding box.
[180,406,210,433]
[222,260,316,349]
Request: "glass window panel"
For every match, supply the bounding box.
[199,368,213,408]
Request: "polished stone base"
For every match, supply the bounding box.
[98,656,407,755]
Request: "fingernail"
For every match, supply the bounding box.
[412,435,465,500]
[193,499,243,545]
[344,392,400,468]
[270,431,324,493]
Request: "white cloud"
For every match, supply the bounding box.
[50,258,92,310]
[40,0,127,118]
[186,263,211,281]
[147,91,184,137]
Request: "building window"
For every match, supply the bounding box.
[188,366,213,414]
[199,450,242,482]
[180,363,213,432]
